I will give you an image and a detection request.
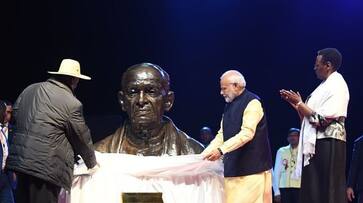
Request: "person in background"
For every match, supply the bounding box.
[0,100,14,203]
[199,126,214,147]
[0,100,16,200]
[273,128,301,203]
[347,135,363,203]
[1,101,13,142]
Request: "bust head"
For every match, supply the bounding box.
[94,63,203,155]
[118,63,174,136]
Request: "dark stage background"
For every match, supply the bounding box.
[4,1,363,167]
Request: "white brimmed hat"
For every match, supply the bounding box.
[48,59,91,80]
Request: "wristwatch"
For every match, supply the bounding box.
[217,148,223,155]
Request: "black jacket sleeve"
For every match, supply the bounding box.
[67,103,97,169]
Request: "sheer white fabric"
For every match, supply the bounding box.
[59,152,224,203]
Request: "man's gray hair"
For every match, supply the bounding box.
[220,70,246,88]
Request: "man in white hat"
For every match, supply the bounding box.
[6,59,99,203]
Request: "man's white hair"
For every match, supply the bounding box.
[220,70,246,88]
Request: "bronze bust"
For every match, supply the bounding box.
[95,63,204,155]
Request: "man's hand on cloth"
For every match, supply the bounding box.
[203,148,223,161]
[74,152,101,176]
[87,163,100,175]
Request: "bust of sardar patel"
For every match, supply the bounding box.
[95,63,204,156]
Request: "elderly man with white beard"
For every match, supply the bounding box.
[203,70,273,203]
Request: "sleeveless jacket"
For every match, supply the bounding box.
[223,89,272,177]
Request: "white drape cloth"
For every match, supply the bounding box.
[292,71,349,179]
[59,152,224,203]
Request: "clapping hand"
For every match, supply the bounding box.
[279,89,302,108]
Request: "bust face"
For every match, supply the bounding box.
[120,66,169,132]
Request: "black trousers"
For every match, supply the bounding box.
[15,172,61,203]
[280,188,300,203]
[299,139,346,203]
